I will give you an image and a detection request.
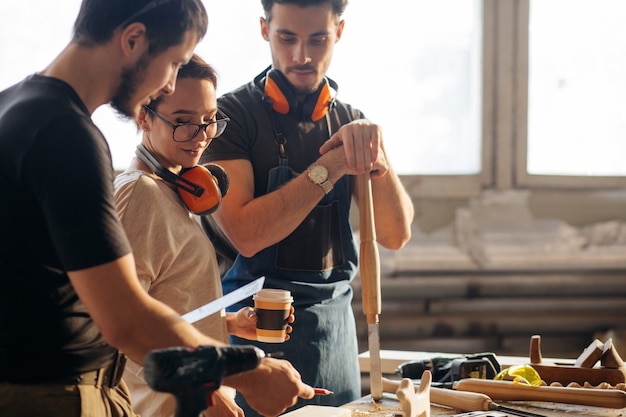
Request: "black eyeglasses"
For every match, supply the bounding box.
[144,105,230,142]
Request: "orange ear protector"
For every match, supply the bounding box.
[135,144,229,216]
[261,68,338,121]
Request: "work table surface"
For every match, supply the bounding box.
[354,349,625,416]
[343,394,625,416]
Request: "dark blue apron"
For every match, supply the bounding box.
[223,155,361,414]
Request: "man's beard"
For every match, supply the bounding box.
[109,52,151,119]
[281,64,322,97]
[294,84,319,97]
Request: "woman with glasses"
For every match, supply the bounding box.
[114,54,291,417]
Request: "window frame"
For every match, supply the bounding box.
[402,0,494,199]
[513,0,626,189]
[405,0,626,200]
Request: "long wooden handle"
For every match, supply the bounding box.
[382,377,492,412]
[357,174,380,324]
[455,378,626,409]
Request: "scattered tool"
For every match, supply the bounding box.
[454,378,626,409]
[382,377,548,417]
[358,173,383,400]
[397,352,500,385]
[528,335,626,386]
[144,344,265,417]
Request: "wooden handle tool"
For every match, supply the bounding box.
[358,173,383,400]
[382,378,548,417]
[454,378,626,409]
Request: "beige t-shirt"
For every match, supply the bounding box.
[114,170,230,417]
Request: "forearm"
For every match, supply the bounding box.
[217,175,322,256]
[214,148,350,256]
[370,167,414,249]
[69,254,227,365]
[110,293,220,364]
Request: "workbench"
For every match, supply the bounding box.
[347,349,626,416]
[342,393,625,416]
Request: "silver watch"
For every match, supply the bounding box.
[307,163,333,194]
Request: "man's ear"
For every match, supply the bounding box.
[260,17,269,41]
[335,19,345,42]
[137,106,151,132]
[119,22,147,56]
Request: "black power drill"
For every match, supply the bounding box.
[144,345,265,417]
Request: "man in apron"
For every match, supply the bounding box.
[202,1,414,414]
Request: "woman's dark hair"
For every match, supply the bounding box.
[73,0,208,56]
[148,54,218,111]
[261,0,348,20]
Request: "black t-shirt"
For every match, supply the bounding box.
[0,74,132,382]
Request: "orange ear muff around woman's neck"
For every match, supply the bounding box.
[135,144,228,216]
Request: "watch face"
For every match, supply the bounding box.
[309,165,328,183]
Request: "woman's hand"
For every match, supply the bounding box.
[226,306,294,340]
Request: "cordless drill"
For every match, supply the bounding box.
[144,345,266,417]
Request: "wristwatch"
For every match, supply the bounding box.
[307,163,333,194]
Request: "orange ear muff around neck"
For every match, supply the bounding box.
[135,144,225,216]
[178,166,222,216]
[262,68,337,121]
[203,163,230,198]
[264,75,292,115]
[308,80,333,122]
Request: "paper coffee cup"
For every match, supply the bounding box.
[253,289,293,343]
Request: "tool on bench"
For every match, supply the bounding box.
[527,335,626,386]
[144,344,265,417]
[397,352,500,387]
[382,377,548,417]
[358,173,383,400]
[454,378,626,409]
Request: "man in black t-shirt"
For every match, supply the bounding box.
[0,1,314,416]
[201,1,415,414]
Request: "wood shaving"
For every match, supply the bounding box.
[350,410,402,415]
[349,399,403,416]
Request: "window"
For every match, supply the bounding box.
[527,0,626,177]
[514,0,626,188]
[335,0,483,176]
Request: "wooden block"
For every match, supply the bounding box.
[601,338,625,369]
[396,372,431,417]
[574,339,604,368]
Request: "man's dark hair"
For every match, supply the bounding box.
[261,0,348,20]
[73,0,208,56]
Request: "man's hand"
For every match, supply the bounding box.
[319,119,387,176]
[224,357,315,417]
[203,387,243,417]
[226,306,294,341]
